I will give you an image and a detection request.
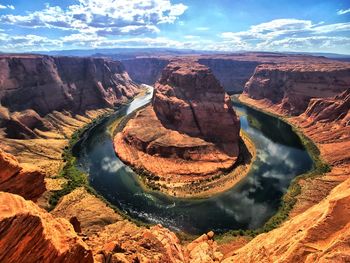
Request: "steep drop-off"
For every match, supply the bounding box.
[115,60,248,197]
[122,57,170,84]
[0,55,139,139]
[244,63,350,115]
[198,58,260,93]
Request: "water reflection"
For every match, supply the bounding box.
[76,88,313,235]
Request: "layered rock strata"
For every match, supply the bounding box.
[244,63,350,115]
[115,61,243,196]
[236,63,350,262]
[0,55,139,139]
[0,148,45,201]
[0,191,93,263]
[0,54,140,204]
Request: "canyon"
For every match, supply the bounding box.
[0,53,349,262]
[114,60,250,197]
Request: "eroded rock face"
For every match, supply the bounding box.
[153,61,240,145]
[115,61,241,191]
[0,191,93,263]
[244,63,350,115]
[0,55,139,139]
[304,88,350,125]
[0,149,45,201]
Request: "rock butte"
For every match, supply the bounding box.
[0,53,350,262]
[114,60,244,195]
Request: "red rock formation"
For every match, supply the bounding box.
[115,61,242,194]
[121,53,340,93]
[304,88,350,125]
[0,54,139,139]
[153,61,240,145]
[237,62,350,262]
[0,148,45,201]
[244,63,350,115]
[0,191,93,263]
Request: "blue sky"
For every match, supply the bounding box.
[0,0,349,53]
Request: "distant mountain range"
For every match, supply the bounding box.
[1,47,349,61]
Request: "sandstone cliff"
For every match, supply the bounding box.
[304,88,350,126]
[0,55,139,139]
[0,148,45,201]
[153,61,240,145]
[120,53,336,94]
[115,60,245,196]
[244,63,350,115]
[0,191,93,263]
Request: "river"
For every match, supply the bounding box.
[74,85,313,235]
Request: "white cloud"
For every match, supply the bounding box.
[0,4,14,10]
[0,33,62,50]
[257,36,350,52]
[0,0,187,35]
[220,19,350,53]
[337,8,350,15]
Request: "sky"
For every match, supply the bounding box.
[0,0,349,54]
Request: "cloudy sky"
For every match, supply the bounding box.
[0,0,349,54]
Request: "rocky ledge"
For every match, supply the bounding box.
[114,60,252,197]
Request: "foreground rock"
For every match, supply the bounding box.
[0,148,45,201]
[115,61,245,196]
[0,192,93,263]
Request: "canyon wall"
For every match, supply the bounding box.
[244,63,350,115]
[0,55,139,139]
[198,58,260,93]
[122,57,170,84]
[237,60,350,262]
[120,54,336,94]
[153,60,240,144]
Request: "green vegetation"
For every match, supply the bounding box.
[48,112,112,210]
[47,106,153,228]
